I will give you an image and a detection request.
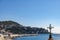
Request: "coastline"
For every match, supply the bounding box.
[0,34,38,40]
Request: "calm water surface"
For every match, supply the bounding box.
[13,34,60,40]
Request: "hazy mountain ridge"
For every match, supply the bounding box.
[0,21,49,34]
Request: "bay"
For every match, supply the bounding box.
[13,34,60,40]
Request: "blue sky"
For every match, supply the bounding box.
[0,0,60,33]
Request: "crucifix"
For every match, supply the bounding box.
[47,24,54,40]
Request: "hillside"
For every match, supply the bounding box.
[0,21,49,34]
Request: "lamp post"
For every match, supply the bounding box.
[47,24,54,40]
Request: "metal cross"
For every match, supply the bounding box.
[47,24,54,38]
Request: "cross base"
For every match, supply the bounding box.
[49,34,52,38]
[48,38,53,40]
[48,34,53,40]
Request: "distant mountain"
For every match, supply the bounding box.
[0,21,49,34]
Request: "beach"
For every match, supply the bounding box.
[0,35,4,40]
[0,34,37,40]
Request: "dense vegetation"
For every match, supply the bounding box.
[0,21,49,34]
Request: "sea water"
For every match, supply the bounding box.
[13,34,60,40]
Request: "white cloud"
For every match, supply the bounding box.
[51,27,60,34]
